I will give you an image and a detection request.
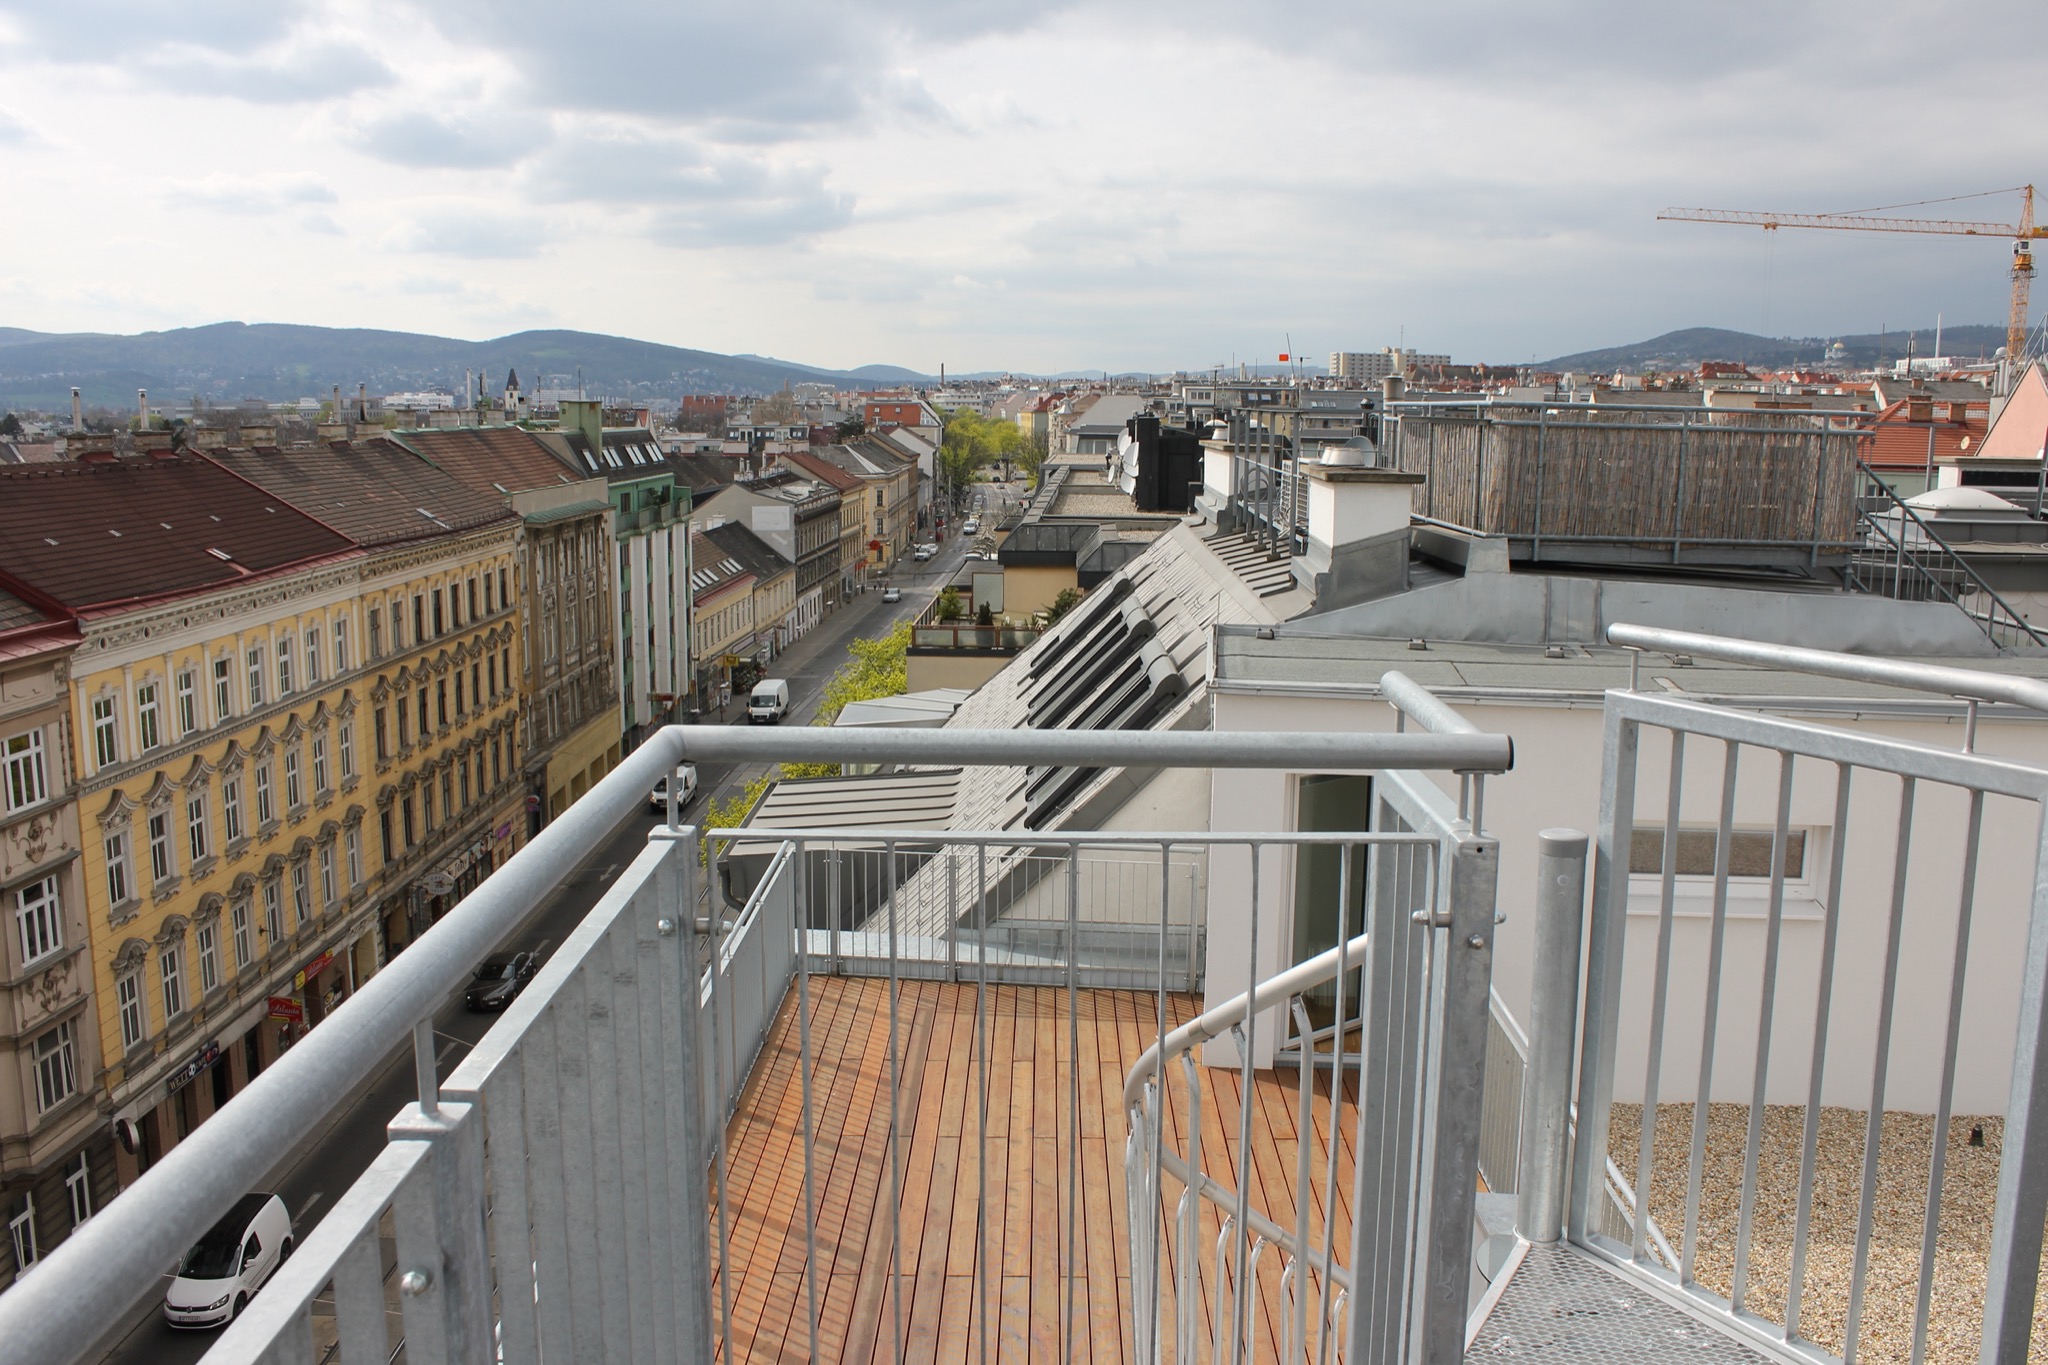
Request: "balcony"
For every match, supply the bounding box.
[5,635,2048,1365]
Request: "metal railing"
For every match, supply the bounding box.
[1847,462,2047,651]
[0,718,1509,1365]
[1539,624,2048,1365]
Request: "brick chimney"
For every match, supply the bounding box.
[241,424,277,446]
[68,432,118,461]
[191,427,228,450]
[1907,395,1933,423]
[134,430,176,456]
[316,422,350,442]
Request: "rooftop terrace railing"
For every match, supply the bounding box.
[0,717,1509,1365]
[1513,624,2048,1364]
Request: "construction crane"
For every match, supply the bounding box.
[1659,186,2044,367]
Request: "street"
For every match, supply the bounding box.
[91,525,976,1364]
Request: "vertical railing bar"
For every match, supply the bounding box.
[1314,840,1353,1365]
[1632,730,1688,1262]
[609,894,656,1363]
[1178,1051,1203,1365]
[977,842,992,1365]
[1231,842,1262,1364]
[886,837,905,1365]
[1844,776,1917,1365]
[1063,842,1082,1365]
[1785,764,1855,1344]
[707,835,735,1365]
[414,1016,439,1115]
[1149,839,1173,1363]
[1682,741,1743,1285]
[1290,998,1316,1363]
[1909,788,1985,1365]
[1731,749,1798,1311]
[795,841,823,1365]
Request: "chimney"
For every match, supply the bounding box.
[357,383,368,421]
[1296,458,1427,608]
[465,369,474,411]
[317,422,350,442]
[192,427,228,450]
[241,423,277,446]
[70,387,83,432]
[137,389,149,429]
[68,432,118,460]
[1907,395,1933,424]
[331,384,342,422]
[134,430,176,456]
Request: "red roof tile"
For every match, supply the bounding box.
[395,427,584,497]
[0,454,356,611]
[204,438,517,547]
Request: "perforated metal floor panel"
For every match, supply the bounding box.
[1465,1242,1785,1363]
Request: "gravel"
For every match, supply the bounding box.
[1603,1103,2044,1364]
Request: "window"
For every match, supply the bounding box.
[284,749,303,809]
[491,736,502,787]
[502,648,511,688]
[402,794,417,847]
[104,830,132,906]
[255,761,275,825]
[147,810,174,884]
[484,573,494,615]
[65,1154,91,1228]
[1625,824,1822,918]
[374,707,390,761]
[440,770,454,823]
[291,862,311,928]
[449,585,460,630]
[4,729,47,811]
[345,826,362,886]
[185,790,209,864]
[304,625,321,685]
[247,646,265,708]
[263,880,284,944]
[498,566,508,608]
[413,595,425,643]
[417,686,429,736]
[311,733,329,794]
[454,672,464,718]
[338,721,355,781]
[459,759,471,810]
[380,808,395,865]
[319,842,337,906]
[196,920,220,994]
[175,669,196,736]
[213,656,233,723]
[468,577,479,620]
[433,589,445,636]
[488,655,498,699]
[14,874,61,967]
[395,697,409,749]
[335,616,351,672]
[421,779,434,832]
[231,898,251,969]
[116,969,144,1048]
[135,682,161,752]
[392,596,407,649]
[276,637,294,696]
[471,662,480,709]
[368,607,383,660]
[438,679,449,728]
[32,1021,77,1113]
[159,942,185,1020]
[222,775,243,844]
[9,1195,36,1274]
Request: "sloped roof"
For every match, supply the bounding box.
[0,454,356,612]
[1859,399,1987,470]
[1976,361,2048,462]
[205,438,516,547]
[783,448,865,494]
[396,426,582,496]
[702,519,793,583]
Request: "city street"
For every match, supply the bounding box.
[91,530,974,1364]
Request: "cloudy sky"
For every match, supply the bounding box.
[2,1,2045,373]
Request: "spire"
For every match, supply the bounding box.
[505,368,520,392]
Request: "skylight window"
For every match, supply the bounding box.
[207,548,233,561]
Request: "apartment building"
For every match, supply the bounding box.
[806,438,919,573]
[204,439,527,955]
[693,467,843,628]
[0,586,102,1289]
[395,428,622,820]
[0,452,366,1189]
[782,450,870,599]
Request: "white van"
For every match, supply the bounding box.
[747,679,791,724]
[163,1191,293,1328]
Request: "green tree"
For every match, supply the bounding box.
[1041,586,1084,626]
[0,412,21,438]
[935,587,965,622]
[779,620,912,778]
[699,774,773,865]
[1016,430,1049,487]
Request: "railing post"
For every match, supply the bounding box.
[1517,829,1588,1244]
[1979,815,2048,1363]
[386,1100,493,1365]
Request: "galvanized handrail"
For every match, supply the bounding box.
[1848,464,2048,649]
[1607,622,2048,712]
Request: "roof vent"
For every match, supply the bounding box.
[207,547,233,561]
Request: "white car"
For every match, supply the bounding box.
[962,518,980,534]
[650,764,699,812]
[163,1192,293,1329]
[882,586,902,603]
[912,544,936,561]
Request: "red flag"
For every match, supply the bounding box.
[1278,353,1289,362]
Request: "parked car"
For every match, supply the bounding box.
[163,1192,293,1329]
[748,678,791,724]
[464,952,537,1012]
[882,586,902,603]
[650,764,699,812]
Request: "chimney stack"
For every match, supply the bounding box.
[331,384,342,421]
[137,388,149,429]
[70,387,83,432]
[357,383,368,421]
[192,427,228,450]
[241,423,277,446]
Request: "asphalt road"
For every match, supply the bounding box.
[92,522,979,1364]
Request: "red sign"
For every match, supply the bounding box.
[267,997,304,1022]
[295,952,335,990]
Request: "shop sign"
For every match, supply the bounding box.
[496,822,513,841]
[421,871,457,897]
[165,1040,222,1093]
[268,996,304,1022]
[294,951,335,990]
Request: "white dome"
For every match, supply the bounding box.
[1905,486,2022,512]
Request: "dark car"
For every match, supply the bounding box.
[464,952,537,1012]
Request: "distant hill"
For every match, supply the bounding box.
[1535,324,2006,374]
[0,322,933,411]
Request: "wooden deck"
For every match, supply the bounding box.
[710,976,1361,1363]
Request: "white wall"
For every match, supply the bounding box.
[1209,687,2048,1115]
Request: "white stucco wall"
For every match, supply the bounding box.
[1208,686,2048,1115]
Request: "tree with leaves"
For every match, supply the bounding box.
[778,620,913,779]
[1041,586,1084,626]
[0,412,21,438]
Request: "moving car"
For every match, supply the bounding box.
[464,952,537,1012]
[649,764,699,812]
[912,543,936,561]
[881,586,902,603]
[748,678,791,724]
[962,518,980,534]
[163,1192,293,1329]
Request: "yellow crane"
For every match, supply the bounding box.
[1659,186,2044,365]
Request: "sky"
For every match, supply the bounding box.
[2,1,2046,374]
